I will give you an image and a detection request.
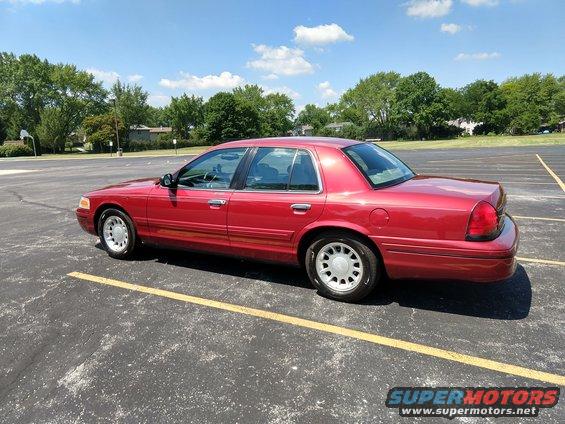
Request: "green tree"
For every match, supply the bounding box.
[82,113,125,153]
[166,94,204,139]
[340,71,401,139]
[295,104,331,134]
[393,72,449,139]
[111,81,149,137]
[460,80,507,134]
[204,92,261,143]
[500,73,562,134]
[262,93,294,136]
[146,106,170,127]
[36,107,67,153]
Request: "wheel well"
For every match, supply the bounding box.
[93,203,128,235]
[297,226,385,271]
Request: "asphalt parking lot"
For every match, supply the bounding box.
[0,145,564,423]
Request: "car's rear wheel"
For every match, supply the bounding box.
[305,231,381,302]
[98,208,136,259]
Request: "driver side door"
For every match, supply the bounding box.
[146,147,248,254]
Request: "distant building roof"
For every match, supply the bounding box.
[326,122,353,129]
[149,127,172,133]
[129,125,172,133]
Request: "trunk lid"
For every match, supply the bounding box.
[391,175,505,209]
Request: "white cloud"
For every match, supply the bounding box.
[127,74,143,83]
[147,93,171,107]
[87,68,120,85]
[461,0,499,6]
[293,23,354,46]
[440,23,461,34]
[317,81,338,99]
[262,85,301,100]
[262,73,279,80]
[406,0,453,18]
[159,71,245,90]
[0,0,80,4]
[247,44,314,77]
[454,52,501,60]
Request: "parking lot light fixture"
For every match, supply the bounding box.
[173,138,177,155]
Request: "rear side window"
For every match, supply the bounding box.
[245,147,295,190]
[289,150,319,191]
[344,143,414,188]
[244,147,320,192]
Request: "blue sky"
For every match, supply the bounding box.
[1,0,563,109]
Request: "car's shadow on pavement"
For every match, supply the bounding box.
[366,265,532,320]
[107,244,531,321]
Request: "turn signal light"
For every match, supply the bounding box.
[78,196,90,210]
[466,201,498,240]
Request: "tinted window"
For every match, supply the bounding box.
[245,147,295,190]
[177,148,247,189]
[289,150,319,191]
[344,143,414,188]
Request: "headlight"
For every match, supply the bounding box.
[78,196,90,210]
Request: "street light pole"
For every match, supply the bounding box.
[173,138,177,155]
[111,98,120,154]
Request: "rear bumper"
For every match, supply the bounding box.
[76,208,97,235]
[375,215,519,282]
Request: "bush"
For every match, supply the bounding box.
[0,144,34,157]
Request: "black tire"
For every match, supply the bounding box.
[97,208,137,259]
[305,231,381,302]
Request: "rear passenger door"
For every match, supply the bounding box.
[227,147,326,263]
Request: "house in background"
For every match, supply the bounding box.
[448,118,482,135]
[293,124,313,136]
[129,125,172,142]
[325,122,353,132]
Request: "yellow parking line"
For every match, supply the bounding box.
[517,257,565,267]
[513,215,565,222]
[536,154,565,192]
[68,271,565,385]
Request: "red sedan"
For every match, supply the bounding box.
[76,137,518,302]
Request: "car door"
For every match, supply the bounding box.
[227,147,326,263]
[146,147,248,254]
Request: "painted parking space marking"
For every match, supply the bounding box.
[68,271,565,385]
[512,215,565,222]
[517,257,565,267]
[0,169,37,176]
[536,154,565,193]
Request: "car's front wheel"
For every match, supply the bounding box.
[305,231,381,302]
[98,208,137,259]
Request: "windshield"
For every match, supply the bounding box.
[343,143,415,188]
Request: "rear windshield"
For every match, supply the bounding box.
[343,143,415,188]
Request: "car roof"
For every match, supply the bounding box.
[210,137,362,150]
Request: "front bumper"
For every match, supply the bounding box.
[376,215,519,282]
[76,208,97,235]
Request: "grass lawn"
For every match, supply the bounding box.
[379,133,565,150]
[3,133,564,161]
[23,145,209,160]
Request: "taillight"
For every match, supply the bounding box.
[466,201,499,240]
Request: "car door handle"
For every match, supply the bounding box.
[291,203,311,211]
[208,199,227,206]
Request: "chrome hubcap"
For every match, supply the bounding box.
[103,216,129,253]
[315,242,364,292]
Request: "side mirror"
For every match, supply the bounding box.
[161,173,176,188]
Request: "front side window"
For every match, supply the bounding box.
[344,143,414,188]
[177,147,247,189]
[245,147,296,190]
